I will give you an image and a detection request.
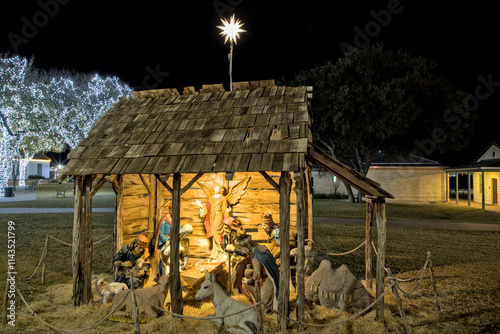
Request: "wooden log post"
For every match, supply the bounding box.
[386,268,412,334]
[293,171,306,332]
[147,176,163,285]
[255,277,263,334]
[72,175,84,306]
[41,235,49,285]
[129,272,141,334]
[365,201,374,290]
[375,200,387,323]
[111,175,123,278]
[427,251,441,315]
[305,167,313,241]
[169,173,183,316]
[82,175,94,304]
[278,171,292,332]
[2,277,9,325]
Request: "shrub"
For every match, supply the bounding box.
[28,175,46,179]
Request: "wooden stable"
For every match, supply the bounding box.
[61,80,393,330]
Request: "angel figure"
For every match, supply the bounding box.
[195,176,251,260]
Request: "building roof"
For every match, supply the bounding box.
[446,158,500,172]
[63,80,312,175]
[371,152,441,167]
[62,80,393,198]
[31,153,51,161]
[473,141,500,162]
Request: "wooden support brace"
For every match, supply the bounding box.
[155,173,173,193]
[139,174,153,193]
[259,171,280,192]
[89,177,107,199]
[180,172,204,195]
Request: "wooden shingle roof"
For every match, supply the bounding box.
[63,80,313,175]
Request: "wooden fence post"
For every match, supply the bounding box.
[255,279,263,334]
[387,268,412,334]
[130,273,141,334]
[427,252,441,315]
[41,235,49,285]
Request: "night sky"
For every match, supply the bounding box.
[1,1,499,165]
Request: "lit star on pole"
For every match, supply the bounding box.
[217,14,246,45]
[217,14,246,91]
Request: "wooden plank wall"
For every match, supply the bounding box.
[119,172,298,259]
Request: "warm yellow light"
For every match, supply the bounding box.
[217,14,246,44]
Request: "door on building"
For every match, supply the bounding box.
[493,179,498,205]
[37,163,42,176]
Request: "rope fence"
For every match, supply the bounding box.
[12,278,397,333]
[5,233,440,333]
[19,233,113,283]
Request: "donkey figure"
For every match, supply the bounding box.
[195,270,257,334]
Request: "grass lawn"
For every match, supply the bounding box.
[314,199,500,224]
[0,183,116,208]
[1,188,499,332]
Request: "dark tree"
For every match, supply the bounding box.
[290,45,472,202]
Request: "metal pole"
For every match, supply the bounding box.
[482,170,485,209]
[467,172,471,206]
[229,40,233,91]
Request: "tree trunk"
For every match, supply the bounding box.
[344,182,356,203]
[11,161,18,191]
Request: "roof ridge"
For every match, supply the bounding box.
[131,80,277,99]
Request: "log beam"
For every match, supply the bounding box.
[375,200,387,322]
[169,173,183,315]
[82,176,94,304]
[72,176,84,306]
[293,171,306,332]
[278,171,291,331]
[365,201,374,289]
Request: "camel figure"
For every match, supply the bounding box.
[196,270,257,334]
[305,259,369,313]
[111,274,169,320]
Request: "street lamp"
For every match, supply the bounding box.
[217,14,246,91]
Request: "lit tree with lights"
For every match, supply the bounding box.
[37,70,131,148]
[0,55,131,195]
